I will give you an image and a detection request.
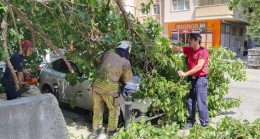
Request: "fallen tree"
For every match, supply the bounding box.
[0,0,246,126]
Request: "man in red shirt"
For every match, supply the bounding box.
[171,33,209,128]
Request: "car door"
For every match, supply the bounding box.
[72,78,93,110]
[64,62,93,110]
[50,59,71,102]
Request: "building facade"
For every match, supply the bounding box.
[124,0,168,35]
[165,0,248,57]
[125,0,252,57]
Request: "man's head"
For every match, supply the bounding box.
[189,33,202,49]
[116,41,132,54]
[21,40,33,57]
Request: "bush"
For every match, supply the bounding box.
[113,117,260,139]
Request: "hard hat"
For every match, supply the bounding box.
[21,40,33,48]
[116,41,132,53]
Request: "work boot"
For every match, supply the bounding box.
[92,128,102,139]
[107,130,117,138]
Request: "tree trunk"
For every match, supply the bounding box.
[1,4,20,90]
[10,7,22,54]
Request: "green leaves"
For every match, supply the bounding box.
[207,46,246,117]
[113,121,180,139]
[229,0,260,40]
[114,117,260,138]
[1,2,248,136]
[0,2,6,18]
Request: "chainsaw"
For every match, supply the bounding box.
[21,73,38,92]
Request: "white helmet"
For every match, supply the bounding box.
[116,41,132,53]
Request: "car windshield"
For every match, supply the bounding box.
[51,59,82,76]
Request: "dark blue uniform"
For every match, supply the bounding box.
[0,52,24,100]
[187,76,209,127]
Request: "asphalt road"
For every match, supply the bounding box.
[214,68,260,122]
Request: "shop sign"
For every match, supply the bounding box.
[176,22,207,30]
[178,29,193,33]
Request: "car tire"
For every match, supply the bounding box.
[42,85,58,100]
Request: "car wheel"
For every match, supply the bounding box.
[42,85,53,94]
[42,85,58,100]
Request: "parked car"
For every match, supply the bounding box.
[39,58,161,123]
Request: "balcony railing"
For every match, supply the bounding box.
[198,0,229,7]
[195,4,233,20]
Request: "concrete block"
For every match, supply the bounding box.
[0,94,69,139]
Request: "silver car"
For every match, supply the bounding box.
[39,58,160,123]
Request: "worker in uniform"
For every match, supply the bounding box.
[92,41,133,138]
[0,40,34,100]
[170,33,209,128]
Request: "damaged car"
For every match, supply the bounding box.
[38,58,161,125]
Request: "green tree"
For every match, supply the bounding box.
[0,0,246,126]
[229,0,260,39]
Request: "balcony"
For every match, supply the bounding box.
[195,4,234,20]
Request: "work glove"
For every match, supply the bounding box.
[20,83,30,93]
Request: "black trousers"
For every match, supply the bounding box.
[0,77,21,100]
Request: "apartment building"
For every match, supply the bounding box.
[125,0,249,57]
[124,0,168,35]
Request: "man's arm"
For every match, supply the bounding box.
[121,61,133,83]
[178,59,205,77]
[171,45,183,53]
[17,71,24,86]
[23,69,30,75]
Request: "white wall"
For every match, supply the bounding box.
[233,7,247,22]
[124,0,134,14]
[164,0,199,22]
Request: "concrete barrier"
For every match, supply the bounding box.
[0,94,69,139]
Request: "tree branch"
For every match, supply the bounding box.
[10,7,22,54]
[11,5,74,73]
[114,0,149,71]
[113,0,147,50]
[1,3,20,90]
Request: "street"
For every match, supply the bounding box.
[213,68,260,122]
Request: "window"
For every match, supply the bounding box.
[140,10,148,17]
[239,28,243,36]
[153,4,160,15]
[199,0,229,6]
[171,31,179,44]
[172,0,189,11]
[171,31,200,45]
[221,24,231,48]
[232,26,236,36]
[52,59,69,73]
[52,59,63,73]
[51,59,82,75]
